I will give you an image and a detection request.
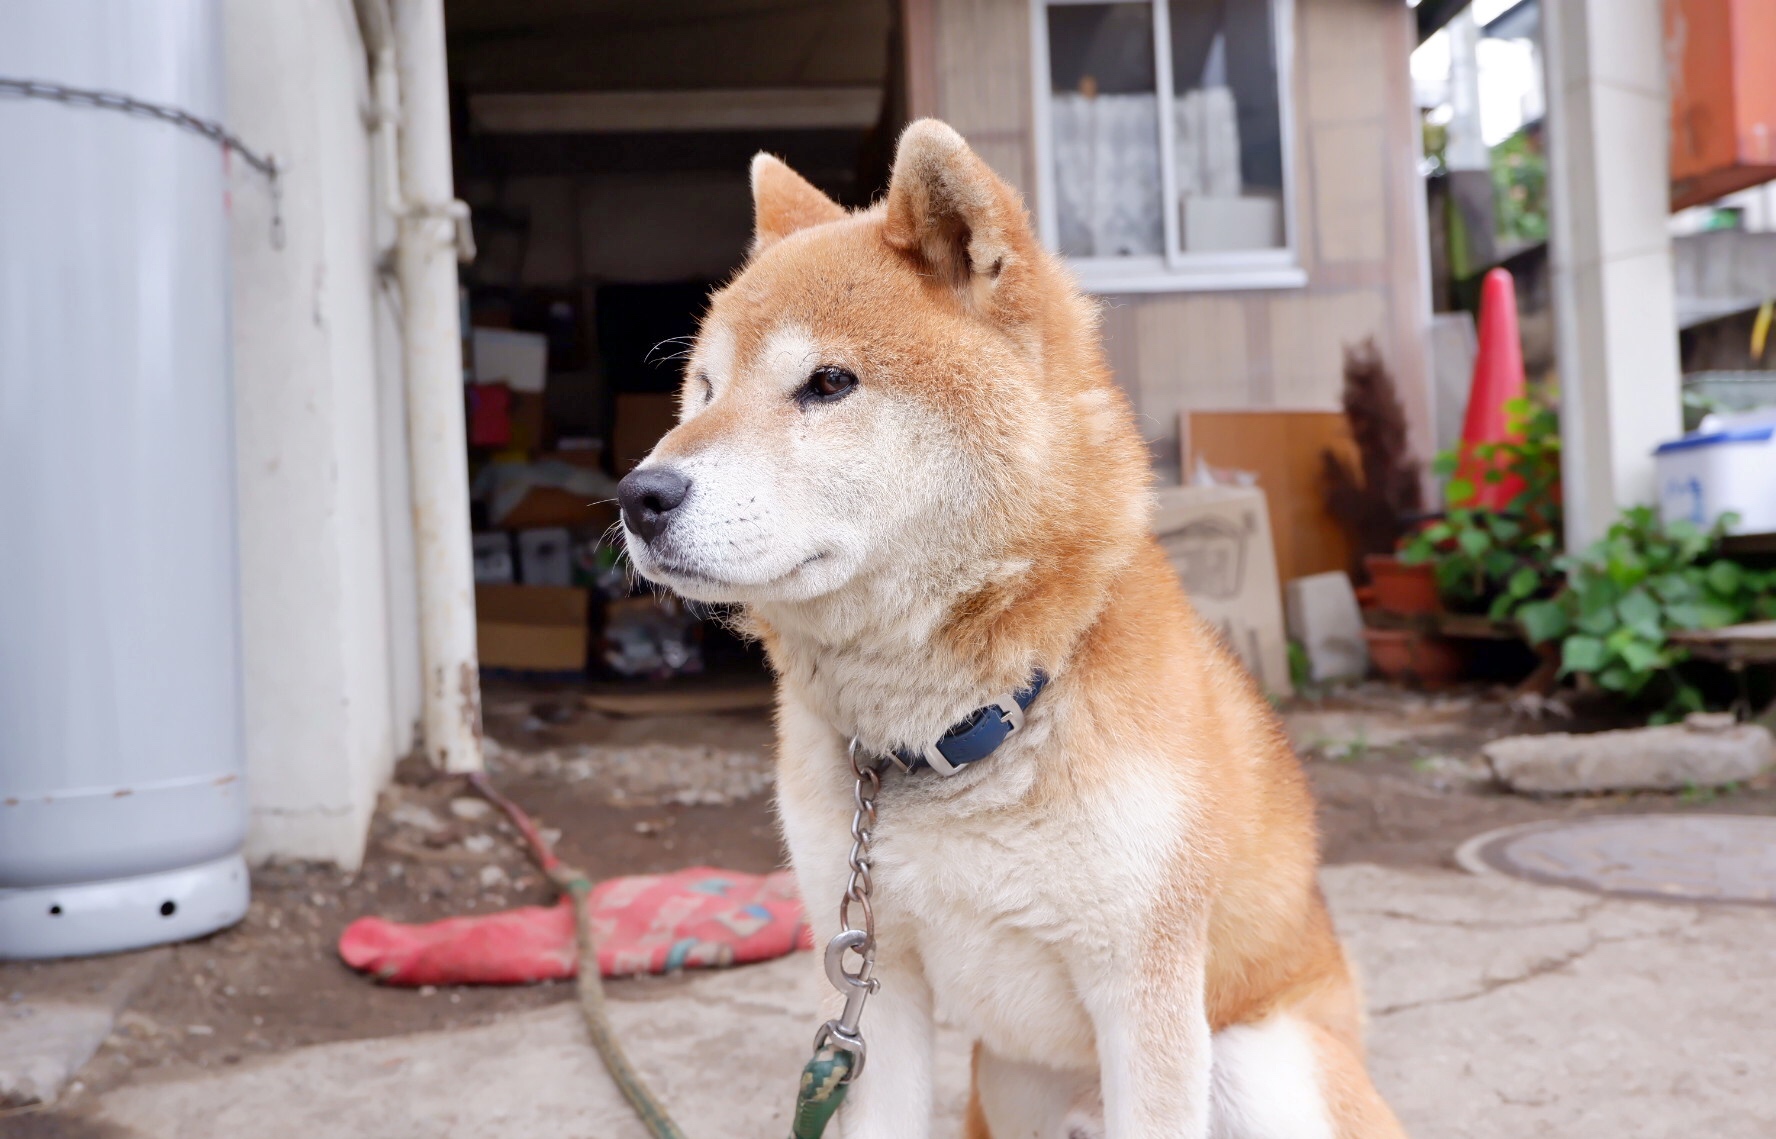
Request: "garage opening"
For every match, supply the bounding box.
[449,0,905,712]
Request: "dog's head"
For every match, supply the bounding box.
[618,121,1149,641]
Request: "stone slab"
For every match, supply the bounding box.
[1483,717,1774,793]
[1285,571,1369,683]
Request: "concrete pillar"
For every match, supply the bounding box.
[225,0,420,868]
[1542,0,1684,549]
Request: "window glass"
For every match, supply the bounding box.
[1046,3,1165,258]
[1168,0,1285,251]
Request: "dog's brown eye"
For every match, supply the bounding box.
[800,366,858,405]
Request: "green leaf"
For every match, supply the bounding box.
[1668,520,1711,563]
[1606,548,1647,588]
[1650,573,1697,604]
[1445,477,1477,507]
[1562,635,1608,674]
[1517,599,1570,644]
[1422,522,1454,544]
[1668,599,1741,630]
[1597,665,1635,692]
[1457,528,1492,557]
[1508,566,1540,598]
[1575,576,1620,635]
[1488,516,1524,542]
[1616,588,1664,642]
[1618,639,1665,673]
[1706,560,1745,596]
[1483,549,1518,578]
[1432,451,1459,478]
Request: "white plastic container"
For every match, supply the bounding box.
[0,0,249,959]
[1654,416,1776,536]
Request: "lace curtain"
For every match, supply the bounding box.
[1051,88,1243,258]
[1052,93,1164,258]
[1175,87,1242,199]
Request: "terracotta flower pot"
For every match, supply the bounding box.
[1364,554,1440,616]
[1362,627,1465,689]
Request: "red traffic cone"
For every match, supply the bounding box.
[1455,268,1528,510]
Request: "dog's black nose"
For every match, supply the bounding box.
[618,467,691,542]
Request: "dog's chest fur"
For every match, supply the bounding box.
[775,687,1186,1074]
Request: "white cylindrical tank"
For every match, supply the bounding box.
[0,0,249,958]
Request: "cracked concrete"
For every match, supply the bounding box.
[1,950,166,1109]
[57,865,1776,1138]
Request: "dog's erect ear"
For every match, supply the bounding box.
[750,154,846,254]
[882,120,1028,299]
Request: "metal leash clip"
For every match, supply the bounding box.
[812,928,876,1076]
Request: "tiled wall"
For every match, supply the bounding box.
[930,0,1431,476]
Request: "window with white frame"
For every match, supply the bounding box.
[1032,0,1301,292]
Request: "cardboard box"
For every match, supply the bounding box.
[517,527,573,587]
[507,391,548,454]
[549,440,605,468]
[472,531,515,585]
[1153,484,1292,697]
[613,393,680,473]
[476,584,589,672]
[499,492,618,533]
[472,328,548,393]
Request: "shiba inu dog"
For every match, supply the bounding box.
[617,120,1405,1139]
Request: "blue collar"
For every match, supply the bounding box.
[891,671,1049,776]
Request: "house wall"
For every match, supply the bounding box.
[226,0,421,868]
[927,0,1432,477]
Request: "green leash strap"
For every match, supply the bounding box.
[561,874,688,1139]
[468,774,858,1139]
[789,1046,855,1139]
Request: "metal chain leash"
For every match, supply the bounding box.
[0,76,285,247]
[812,737,883,1077]
[787,738,885,1139]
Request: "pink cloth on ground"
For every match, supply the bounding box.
[338,867,811,985]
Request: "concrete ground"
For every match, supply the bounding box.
[55,863,1775,1139]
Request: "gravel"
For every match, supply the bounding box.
[495,742,774,807]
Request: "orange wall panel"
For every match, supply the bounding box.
[1668,0,1776,209]
[1181,410,1357,587]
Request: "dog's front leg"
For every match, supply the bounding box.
[836,952,935,1139]
[1082,921,1213,1139]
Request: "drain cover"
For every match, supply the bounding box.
[1459,815,1776,905]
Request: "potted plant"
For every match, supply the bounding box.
[1358,625,1468,688]
[1321,341,1428,614]
[1364,554,1442,616]
[1516,507,1776,720]
[1398,395,1563,620]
